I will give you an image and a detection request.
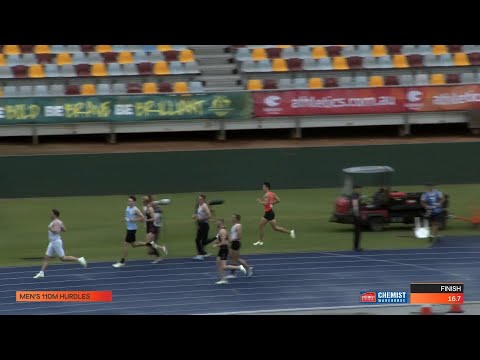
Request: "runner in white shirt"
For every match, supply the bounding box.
[226,214,253,279]
[33,209,87,279]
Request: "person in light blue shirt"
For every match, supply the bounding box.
[113,195,160,268]
[420,183,445,243]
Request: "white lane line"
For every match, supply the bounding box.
[2,262,472,290]
[1,250,479,274]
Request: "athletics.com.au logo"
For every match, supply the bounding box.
[262,95,283,114]
[405,90,424,110]
[360,291,408,304]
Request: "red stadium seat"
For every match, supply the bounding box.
[158,82,173,93]
[468,52,480,65]
[137,62,153,75]
[12,65,28,78]
[287,58,303,71]
[384,75,399,86]
[80,45,95,52]
[346,56,363,69]
[448,45,463,53]
[127,83,143,93]
[263,79,278,89]
[266,48,282,59]
[163,50,179,62]
[407,54,424,67]
[36,53,53,64]
[75,64,91,77]
[102,52,118,63]
[386,45,402,55]
[326,46,342,57]
[20,45,34,53]
[65,84,81,95]
[446,73,460,84]
[324,77,338,88]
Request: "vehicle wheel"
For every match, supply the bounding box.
[369,217,385,232]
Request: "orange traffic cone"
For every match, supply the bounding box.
[420,304,433,315]
[448,304,464,313]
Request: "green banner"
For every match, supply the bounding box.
[0,92,252,124]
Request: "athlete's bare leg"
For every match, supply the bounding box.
[145,233,161,259]
[59,256,79,262]
[40,255,52,272]
[269,219,290,234]
[230,250,250,270]
[122,241,130,259]
[218,259,243,279]
[131,241,148,248]
[258,217,268,242]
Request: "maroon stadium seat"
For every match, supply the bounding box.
[80,45,95,52]
[65,84,80,95]
[324,77,338,88]
[36,53,53,64]
[102,52,118,63]
[163,50,179,62]
[137,62,153,75]
[326,46,342,57]
[287,58,303,71]
[75,64,91,77]
[446,73,460,84]
[467,52,480,65]
[448,45,463,53]
[407,54,424,67]
[12,65,28,78]
[386,45,402,55]
[384,75,399,86]
[127,83,143,93]
[158,82,173,93]
[346,56,364,69]
[266,48,282,59]
[263,79,278,89]
[20,45,34,53]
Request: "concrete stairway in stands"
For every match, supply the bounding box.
[188,45,242,91]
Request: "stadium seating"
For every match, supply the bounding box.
[0,45,204,96]
[231,45,480,90]
[243,71,474,90]
[0,80,206,96]
[233,45,479,72]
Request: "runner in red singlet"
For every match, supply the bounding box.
[254,182,295,246]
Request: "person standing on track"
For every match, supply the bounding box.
[351,184,363,251]
[421,183,445,243]
[226,214,253,279]
[33,209,87,279]
[254,182,295,246]
[212,219,246,285]
[192,194,211,261]
[113,195,161,268]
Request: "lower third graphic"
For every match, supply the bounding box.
[360,291,408,304]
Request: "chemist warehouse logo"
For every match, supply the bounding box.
[360,291,408,304]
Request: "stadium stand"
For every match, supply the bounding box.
[2,45,480,96]
[230,45,480,90]
[0,45,205,96]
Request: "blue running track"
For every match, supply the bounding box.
[1,237,479,314]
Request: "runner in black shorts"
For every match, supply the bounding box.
[263,209,275,222]
[113,195,161,268]
[143,195,164,264]
[211,219,246,285]
[125,229,137,243]
[254,182,296,246]
[226,214,253,279]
